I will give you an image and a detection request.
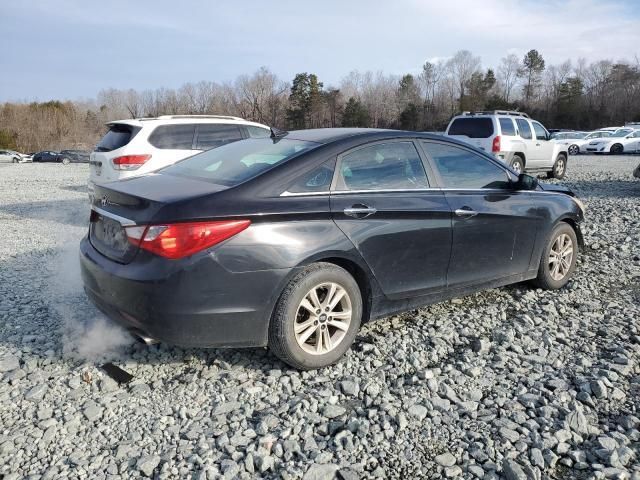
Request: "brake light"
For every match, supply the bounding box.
[125,220,251,259]
[112,154,152,171]
[492,136,501,153]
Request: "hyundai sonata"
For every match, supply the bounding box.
[80,129,585,369]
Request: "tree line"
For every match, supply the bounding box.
[1,50,639,152]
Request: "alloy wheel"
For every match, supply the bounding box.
[294,282,352,355]
[569,145,578,155]
[548,233,573,281]
[555,158,565,177]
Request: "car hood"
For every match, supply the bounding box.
[538,182,576,197]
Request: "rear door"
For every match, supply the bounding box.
[515,118,538,167]
[421,141,538,287]
[330,140,452,299]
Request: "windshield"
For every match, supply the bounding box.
[162,138,319,186]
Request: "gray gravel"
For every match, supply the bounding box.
[0,157,639,479]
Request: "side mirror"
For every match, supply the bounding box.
[515,173,538,190]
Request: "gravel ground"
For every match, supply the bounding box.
[0,156,639,480]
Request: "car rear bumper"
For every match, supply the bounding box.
[79,236,292,348]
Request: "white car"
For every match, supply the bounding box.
[89,115,271,198]
[0,150,23,163]
[445,110,569,178]
[559,131,613,154]
[585,129,640,154]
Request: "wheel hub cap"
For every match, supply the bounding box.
[548,233,573,281]
[294,282,352,355]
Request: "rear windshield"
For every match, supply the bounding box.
[162,138,318,186]
[448,118,494,138]
[95,124,139,152]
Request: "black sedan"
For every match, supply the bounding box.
[32,151,67,164]
[80,129,585,369]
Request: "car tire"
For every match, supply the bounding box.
[532,222,578,290]
[568,144,579,155]
[12,157,20,163]
[546,153,567,179]
[510,155,524,174]
[268,262,363,370]
[610,143,623,155]
[61,158,70,165]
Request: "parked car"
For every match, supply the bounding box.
[634,162,640,179]
[562,131,613,154]
[88,115,271,200]
[445,110,569,178]
[81,128,585,370]
[585,129,640,154]
[60,149,90,163]
[0,150,23,163]
[32,151,68,163]
[550,131,585,140]
[20,152,34,163]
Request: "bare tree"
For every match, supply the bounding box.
[498,53,520,102]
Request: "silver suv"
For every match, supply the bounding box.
[445,111,569,179]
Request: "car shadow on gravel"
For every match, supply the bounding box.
[0,199,90,227]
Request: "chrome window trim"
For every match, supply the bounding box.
[280,190,331,197]
[91,206,136,226]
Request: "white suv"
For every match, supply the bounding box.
[88,115,271,197]
[445,111,569,179]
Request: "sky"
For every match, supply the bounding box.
[1,0,639,102]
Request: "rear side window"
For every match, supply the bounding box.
[287,159,335,193]
[335,141,428,191]
[247,126,271,138]
[148,124,196,150]
[96,124,139,152]
[196,124,244,150]
[499,118,516,136]
[163,138,318,186]
[516,119,532,139]
[422,142,510,189]
[448,118,494,138]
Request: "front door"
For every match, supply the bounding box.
[330,140,452,299]
[421,141,539,287]
[531,121,555,167]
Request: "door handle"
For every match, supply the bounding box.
[455,208,478,218]
[344,205,377,219]
[536,143,541,146]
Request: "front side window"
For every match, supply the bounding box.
[148,124,196,150]
[531,122,549,140]
[196,124,243,150]
[163,138,318,186]
[247,126,271,138]
[335,142,428,191]
[422,142,510,190]
[499,118,516,136]
[516,119,532,140]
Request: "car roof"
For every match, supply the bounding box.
[108,115,270,130]
[284,128,446,144]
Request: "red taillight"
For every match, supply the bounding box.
[125,220,251,259]
[492,136,501,153]
[112,154,152,171]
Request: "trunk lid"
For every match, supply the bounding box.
[89,173,227,263]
